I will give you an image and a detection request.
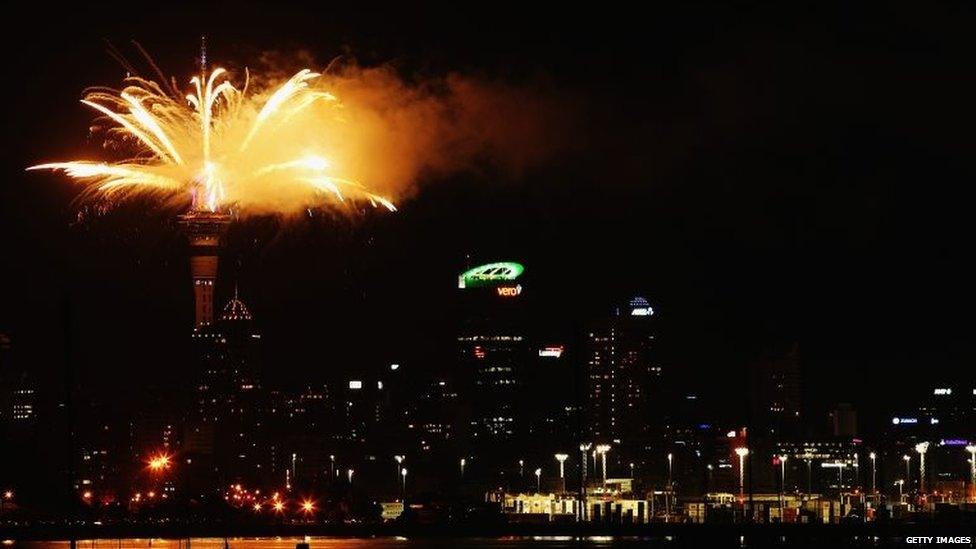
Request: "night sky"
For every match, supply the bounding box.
[1,4,973,430]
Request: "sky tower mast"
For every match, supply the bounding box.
[180,34,230,328]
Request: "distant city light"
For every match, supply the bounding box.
[941,439,970,446]
[147,453,172,472]
[390,364,400,370]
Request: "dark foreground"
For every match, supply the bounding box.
[3,523,976,547]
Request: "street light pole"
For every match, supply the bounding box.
[666,452,674,518]
[869,452,876,501]
[915,442,929,496]
[779,455,788,517]
[579,444,590,485]
[735,447,749,520]
[805,457,812,494]
[903,455,911,492]
[667,453,673,489]
[535,468,542,493]
[555,454,568,493]
[596,445,611,483]
[460,457,466,479]
[394,455,405,486]
[401,467,407,499]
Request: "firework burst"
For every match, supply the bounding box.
[29,64,396,215]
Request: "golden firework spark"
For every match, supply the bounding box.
[29,65,396,215]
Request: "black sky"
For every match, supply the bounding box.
[1,3,974,429]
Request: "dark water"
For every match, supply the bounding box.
[10,538,677,549]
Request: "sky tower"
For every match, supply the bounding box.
[179,210,230,328]
[179,35,229,329]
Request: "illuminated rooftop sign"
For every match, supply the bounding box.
[891,417,918,425]
[538,345,565,358]
[629,296,654,316]
[458,262,525,289]
[496,284,522,297]
[934,388,952,395]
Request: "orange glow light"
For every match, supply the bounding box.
[148,453,172,472]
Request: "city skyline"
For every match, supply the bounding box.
[1,2,975,539]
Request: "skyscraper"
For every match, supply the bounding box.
[457,262,530,455]
[584,297,660,466]
[749,342,802,438]
[185,288,266,487]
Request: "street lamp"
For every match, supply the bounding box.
[734,447,749,501]
[535,467,542,493]
[915,442,929,495]
[394,455,405,485]
[629,462,635,478]
[401,467,408,496]
[330,454,335,478]
[778,455,788,515]
[667,452,674,489]
[666,452,675,518]
[596,444,611,482]
[519,459,525,478]
[554,454,568,478]
[460,457,466,478]
[579,443,591,483]
[895,479,905,502]
[779,455,788,491]
[347,468,354,485]
[869,452,877,498]
[804,456,813,494]
[903,455,911,489]
[966,445,976,502]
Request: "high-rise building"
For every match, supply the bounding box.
[830,402,858,438]
[749,342,802,438]
[407,378,460,453]
[457,262,530,455]
[584,297,660,466]
[185,288,266,488]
